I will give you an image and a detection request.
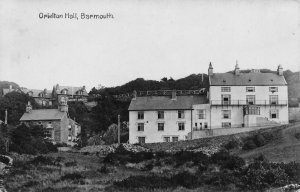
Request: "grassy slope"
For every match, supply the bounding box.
[236,122,300,163]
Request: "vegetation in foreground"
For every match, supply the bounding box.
[4,143,300,192]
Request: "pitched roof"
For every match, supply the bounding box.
[20,109,66,121]
[26,89,52,98]
[128,95,208,111]
[56,85,88,96]
[210,72,287,86]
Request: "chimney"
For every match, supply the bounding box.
[26,101,32,113]
[277,65,283,76]
[234,61,240,75]
[171,90,177,100]
[58,96,68,112]
[4,109,7,125]
[208,62,213,76]
[9,85,12,91]
[132,90,137,100]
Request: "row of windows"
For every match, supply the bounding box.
[137,122,185,132]
[222,108,279,119]
[137,110,207,120]
[221,94,279,105]
[221,86,279,93]
[138,136,179,144]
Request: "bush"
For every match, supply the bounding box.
[242,139,257,150]
[0,155,10,164]
[60,173,85,184]
[99,164,109,174]
[30,156,60,166]
[64,161,77,167]
[295,133,300,139]
[223,139,240,150]
[211,150,245,170]
[254,134,266,147]
[171,171,200,188]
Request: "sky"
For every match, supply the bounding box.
[0,0,299,92]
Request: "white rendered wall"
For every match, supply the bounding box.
[129,110,192,144]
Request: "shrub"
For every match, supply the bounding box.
[295,133,300,139]
[211,150,245,170]
[223,139,240,150]
[99,164,109,174]
[30,156,59,166]
[60,173,85,184]
[23,180,39,188]
[0,155,10,164]
[242,139,257,150]
[114,175,174,189]
[171,171,200,188]
[64,161,77,167]
[254,134,266,147]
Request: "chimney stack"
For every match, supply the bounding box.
[9,85,12,91]
[172,90,177,100]
[277,65,283,76]
[26,101,32,113]
[4,109,7,125]
[132,90,137,100]
[208,62,213,76]
[58,96,68,112]
[234,61,240,75]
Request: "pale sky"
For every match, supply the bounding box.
[0,0,299,92]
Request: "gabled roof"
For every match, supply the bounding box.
[128,95,208,111]
[20,109,66,121]
[26,89,52,98]
[56,85,88,96]
[210,72,287,86]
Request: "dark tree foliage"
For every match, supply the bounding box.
[0,92,37,125]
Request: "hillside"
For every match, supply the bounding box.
[237,122,300,163]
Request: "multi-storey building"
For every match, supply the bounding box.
[128,91,208,143]
[128,63,289,144]
[208,63,288,128]
[53,84,89,103]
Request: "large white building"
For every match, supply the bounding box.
[128,64,289,144]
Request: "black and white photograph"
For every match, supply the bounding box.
[0,0,300,191]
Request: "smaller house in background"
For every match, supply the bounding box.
[54,84,88,103]
[26,89,54,107]
[2,85,25,96]
[19,96,81,144]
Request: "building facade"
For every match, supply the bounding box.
[208,63,288,129]
[128,63,289,144]
[19,96,81,144]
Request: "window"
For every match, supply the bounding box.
[245,106,260,115]
[137,111,144,119]
[163,137,170,142]
[138,123,144,131]
[158,123,164,131]
[269,87,278,93]
[178,123,185,131]
[204,122,208,128]
[172,137,179,142]
[221,87,231,92]
[198,109,206,119]
[44,129,53,139]
[158,111,164,119]
[138,137,146,144]
[222,110,231,119]
[270,109,279,119]
[222,122,231,128]
[246,95,255,105]
[246,87,255,92]
[221,94,231,105]
[178,110,185,119]
[270,95,278,105]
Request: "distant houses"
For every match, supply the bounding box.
[128,63,289,144]
[2,84,88,107]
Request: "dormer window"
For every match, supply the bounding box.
[61,89,68,95]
